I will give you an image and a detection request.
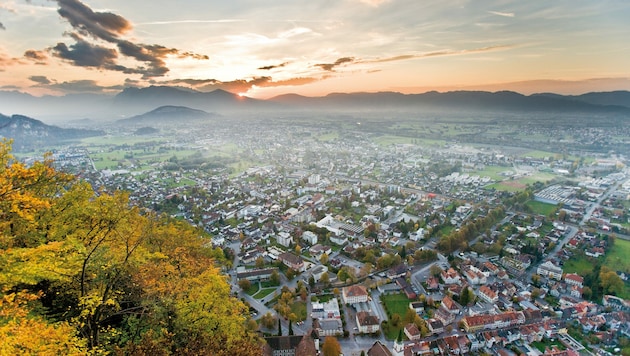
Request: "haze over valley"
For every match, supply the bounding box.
[1,1,630,355]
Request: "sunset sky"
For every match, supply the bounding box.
[1,0,629,98]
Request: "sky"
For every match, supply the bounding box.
[1,0,629,99]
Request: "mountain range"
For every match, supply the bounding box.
[0,114,103,151]
[0,87,629,124]
[117,105,217,125]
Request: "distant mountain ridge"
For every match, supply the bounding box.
[117,105,216,125]
[0,113,103,151]
[114,86,275,114]
[0,87,629,123]
[270,90,630,113]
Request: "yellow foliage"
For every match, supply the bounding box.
[0,141,258,354]
[0,291,87,355]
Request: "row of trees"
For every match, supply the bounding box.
[0,140,261,355]
[437,206,505,253]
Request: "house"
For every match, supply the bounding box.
[478,285,499,304]
[387,264,408,279]
[302,231,318,245]
[409,301,424,314]
[406,340,433,356]
[342,285,369,304]
[441,268,462,285]
[427,318,444,334]
[602,295,630,311]
[435,307,456,326]
[440,335,461,355]
[311,298,341,319]
[263,333,317,356]
[310,265,328,283]
[309,244,332,259]
[461,311,525,332]
[276,231,294,247]
[409,228,425,241]
[404,323,422,341]
[426,276,440,291]
[356,311,380,334]
[570,285,583,299]
[439,295,462,315]
[313,318,343,337]
[278,252,305,272]
[237,267,278,282]
[564,273,584,288]
[537,260,563,280]
[367,341,392,356]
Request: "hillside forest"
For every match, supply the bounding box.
[0,140,261,355]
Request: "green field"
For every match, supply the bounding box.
[245,283,260,296]
[372,135,415,146]
[380,293,412,339]
[469,166,514,180]
[381,293,412,318]
[317,132,339,141]
[81,136,165,145]
[253,288,276,300]
[563,256,597,276]
[526,200,558,216]
[521,150,557,159]
[605,238,630,274]
[290,301,307,321]
[563,238,630,299]
[486,182,526,192]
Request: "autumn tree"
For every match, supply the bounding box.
[239,279,252,291]
[0,142,262,355]
[260,312,276,330]
[322,336,342,356]
[430,264,443,277]
[270,270,281,286]
[600,266,624,295]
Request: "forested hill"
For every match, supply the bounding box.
[0,140,261,355]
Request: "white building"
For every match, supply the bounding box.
[537,260,563,280]
[276,231,294,247]
[302,231,318,245]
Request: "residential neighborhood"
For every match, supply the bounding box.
[27,118,630,356]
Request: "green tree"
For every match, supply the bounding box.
[270,270,281,286]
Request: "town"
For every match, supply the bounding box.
[35,114,630,356]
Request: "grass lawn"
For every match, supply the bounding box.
[372,135,415,146]
[526,200,558,216]
[469,166,513,181]
[314,294,336,303]
[486,181,527,192]
[531,339,566,353]
[379,292,412,340]
[563,255,598,276]
[604,238,630,274]
[245,283,260,296]
[604,238,630,299]
[381,293,411,318]
[520,150,557,159]
[260,281,280,289]
[253,288,276,300]
[317,132,339,141]
[290,301,307,321]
